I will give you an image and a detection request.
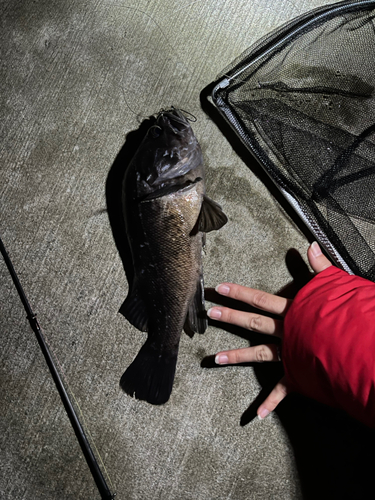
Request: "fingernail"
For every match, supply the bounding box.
[207,307,222,319]
[215,284,230,295]
[258,408,270,420]
[215,354,229,365]
[311,241,322,257]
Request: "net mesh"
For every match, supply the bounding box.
[212,0,375,280]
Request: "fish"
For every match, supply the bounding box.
[119,108,227,405]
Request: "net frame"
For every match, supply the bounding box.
[211,0,375,280]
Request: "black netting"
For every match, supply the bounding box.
[212,0,375,280]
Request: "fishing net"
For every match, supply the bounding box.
[211,0,375,281]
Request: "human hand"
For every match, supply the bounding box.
[207,242,332,420]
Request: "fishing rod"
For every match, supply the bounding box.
[0,235,115,500]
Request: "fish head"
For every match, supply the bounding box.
[131,108,204,198]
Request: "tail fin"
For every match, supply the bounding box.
[120,341,177,405]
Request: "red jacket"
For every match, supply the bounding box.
[283,266,375,428]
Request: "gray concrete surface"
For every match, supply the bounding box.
[2,1,374,499]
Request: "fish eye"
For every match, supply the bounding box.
[149,126,162,138]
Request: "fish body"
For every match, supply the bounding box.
[120,108,227,404]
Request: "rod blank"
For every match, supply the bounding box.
[0,235,115,500]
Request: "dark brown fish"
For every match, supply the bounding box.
[119,108,227,404]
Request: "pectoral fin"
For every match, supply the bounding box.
[198,195,228,233]
[184,275,207,337]
[119,288,149,332]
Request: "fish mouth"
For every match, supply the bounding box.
[156,108,192,133]
[135,107,203,197]
[143,107,202,185]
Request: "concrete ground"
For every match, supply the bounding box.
[1,0,375,499]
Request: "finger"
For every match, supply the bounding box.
[207,307,283,337]
[215,344,280,365]
[214,283,291,317]
[257,376,289,420]
[307,242,332,273]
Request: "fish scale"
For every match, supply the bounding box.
[140,190,204,349]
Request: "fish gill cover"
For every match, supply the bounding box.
[211,0,375,281]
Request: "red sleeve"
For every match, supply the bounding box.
[283,266,375,428]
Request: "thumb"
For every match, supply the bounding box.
[307,242,332,274]
[257,377,289,420]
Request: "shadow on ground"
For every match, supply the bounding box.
[105,116,156,294]
[200,83,375,500]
